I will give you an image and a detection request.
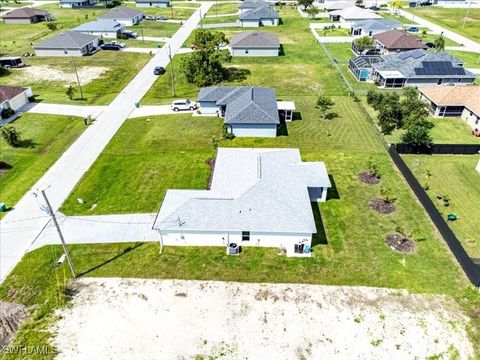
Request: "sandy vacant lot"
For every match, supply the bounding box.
[15,66,108,85]
[53,278,474,360]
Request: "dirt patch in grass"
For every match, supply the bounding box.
[386,233,416,253]
[15,65,109,85]
[358,171,381,185]
[205,157,215,190]
[0,301,28,348]
[369,198,396,214]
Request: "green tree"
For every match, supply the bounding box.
[376,92,403,134]
[181,29,231,87]
[1,126,22,147]
[353,36,374,52]
[45,22,57,31]
[380,186,396,203]
[401,124,433,147]
[366,156,380,177]
[66,85,77,100]
[306,7,320,18]
[434,35,445,52]
[355,0,364,5]
[366,89,384,108]
[316,95,335,119]
[400,87,430,128]
[298,0,314,10]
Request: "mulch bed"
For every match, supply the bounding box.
[205,157,215,190]
[369,198,396,214]
[358,171,381,185]
[386,233,416,253]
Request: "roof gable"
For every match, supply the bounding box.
[231,30,279,48]
[419,86,480,115]
[34,31,98,49]
[239,6,279,20]
[3,7,50,18]
[0,86,27,103]
[99,6,143,19]
[374,30,427,49]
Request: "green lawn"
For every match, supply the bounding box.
[379,11,416,25]
[448,50,480,69]
[0,0,32,8]
[385,117,480,145]
[202,15,238,24]
[315,28,351,37]
[125,2,196,20]
[0,51,150,105]
[0,114,86,216]
[129,21,181,37]
[122,38,163,48]
[406,6,480,42]
[419,32,458,46]
[206,2,239,16]
[403,155,480,259]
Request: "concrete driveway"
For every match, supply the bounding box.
[0,2,214,282]
[128,105,195,118]
[24,103,107,119]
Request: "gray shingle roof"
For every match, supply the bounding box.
[136,0,169,3]
[154,148,331,233]
[99,6,143,20]
[198,86,280,125]
[239,0,271,9]
[34,31,98,49]
[2,8,50,18]
[73,20,123,32]
[239,6,279,20]
[231,30,279,48]
[373,49,475,78]
[351,19,402,32]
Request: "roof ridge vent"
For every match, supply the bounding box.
[257,154,262,179]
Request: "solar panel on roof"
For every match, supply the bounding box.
[414,61,466,76]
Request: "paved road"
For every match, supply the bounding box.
[0,2,213,282]
[25,103,107,118]
[398,9,480,53]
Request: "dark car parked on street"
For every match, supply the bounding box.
[154,66,166,75]
[101,43,121,51]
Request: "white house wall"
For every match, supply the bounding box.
[75,30,120,38]
[137,2,169,7]
[199,101,221,114]
[461,107,480,130]
[7,91,29,111]
[229,124,277,137]
[159,230,313,257]
[231,47,279,56]
[3,18,32,24]
[34,48,84,56]
[260,18,278,26]
[240,19,260,27]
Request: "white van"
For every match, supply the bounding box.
[170,99,197,111]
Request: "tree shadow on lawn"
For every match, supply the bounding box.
[225,67,250,82]
[311,201,328,246]
[77,242,145,277]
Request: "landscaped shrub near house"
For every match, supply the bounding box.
[1,108,14,119]
[1,126,22,147]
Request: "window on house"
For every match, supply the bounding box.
[437,79,443,85]
[242,231,250,241]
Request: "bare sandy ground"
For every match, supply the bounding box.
[53,278,474,360]
[16,66,108,84]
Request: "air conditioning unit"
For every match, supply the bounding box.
[227,243,240,255]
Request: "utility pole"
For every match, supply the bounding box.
[170,0,174,19]
[41,190,76,279]
[462,1,472,29]
[168,43,176,96]
[140,21,145,44]
[65,50,84,100]
[216,1,218,17]
[199,8,203,28]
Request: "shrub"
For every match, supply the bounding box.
[1,126,22,147]
[1,108,14,119]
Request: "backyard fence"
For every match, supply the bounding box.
[395,144,480,155]
[389,146,480,287]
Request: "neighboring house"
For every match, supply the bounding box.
[198,86,281,137]
[419,86,480,130]
[329,7,381,22]
[350,19,402,36]
[98,6,144,26]
[238,0,273,14]
[230,30,280,57]
[72,20,125,38]
[238,6,280,27]
[34,31,99,57]
[59,0,98,8]
[373,30,427,54]
[323,1,357,11]
[0,86,32,114]
[135,0,171,8]
[2,8,52,24]
[153,147,331,257]
[349,49,476,87]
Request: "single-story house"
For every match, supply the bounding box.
[238,6,279,27]
[239,0,273,14]
[230,30,280,57]
[34,31,99,57]
[72,20,125,38]
[198,86,282,137]
[0,86,32,115]
[2,8,53,24]
[323,1,358,11]
[153,147,331,257]
[59,0,98,8]
[373,29,427,54]
[349,49,476,87]
[350,19,402,37]
[98,6,144,26]
[135,0,170,8]
[419,86,480,130]
[329,7,382,22]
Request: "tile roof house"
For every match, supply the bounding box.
[329,6,381,22]
[98,6,144,26]
[59,0,98,8]
[419,86,480,130]
[153,147,331,257]
[350,19,403,36]
[230,30,280,56]
[238,5,279,27]
[198,86,281,137]
[0,86,32,117]
[238,0,273,13]
[349,49,476,87]
[72,20,125,38]
[136,0,171,8]
[2,8,52,24]
[34,31,99,57]
[373,30,427,54]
